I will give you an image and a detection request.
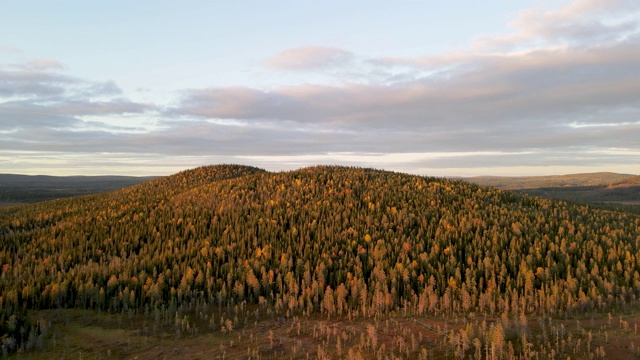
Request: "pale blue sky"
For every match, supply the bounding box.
[2,1,528,89]
[1,0,639,176]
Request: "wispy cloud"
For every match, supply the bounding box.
[264,46,355,71]
[0,59,155,129]
[471,0,640,51]
[0,46,22,56]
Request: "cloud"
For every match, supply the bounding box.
[264,46,355,71]
[15,59,66,71]
[3,0,640,176]
[0,46,22,55]
[0,56,155,134]
[85,80,123,97]
[0,67,74,98]
[172,37,640,132]
[472,0,640,51]
[155,0,640,176]
[171,0,640,134]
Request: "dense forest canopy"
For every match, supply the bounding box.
[1,164,640,355]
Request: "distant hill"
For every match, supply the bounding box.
[516,185,640,206]
[0,174,158,206]
[467,172,633,190]
[612,175,640,187]
[466,172,640,210]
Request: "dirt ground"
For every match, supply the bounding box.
[11,308,640,359]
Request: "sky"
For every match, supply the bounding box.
[1,0,639,177]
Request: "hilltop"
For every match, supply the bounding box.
[1,164,640,359]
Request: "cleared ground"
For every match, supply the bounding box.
[11,308,640,359]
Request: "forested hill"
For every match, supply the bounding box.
[2,165,640,351]
[467,172,633,190]
[614,175,640,186]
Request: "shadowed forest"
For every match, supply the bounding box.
[0,174,157,208]
[2,165,640,359]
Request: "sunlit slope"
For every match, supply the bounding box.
[0,164,264,224]
[2,165,639,320]
[613,175,640,187]
[468,172,633,190]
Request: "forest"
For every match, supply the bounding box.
[0,174,156,207]
[1,164,640,359]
